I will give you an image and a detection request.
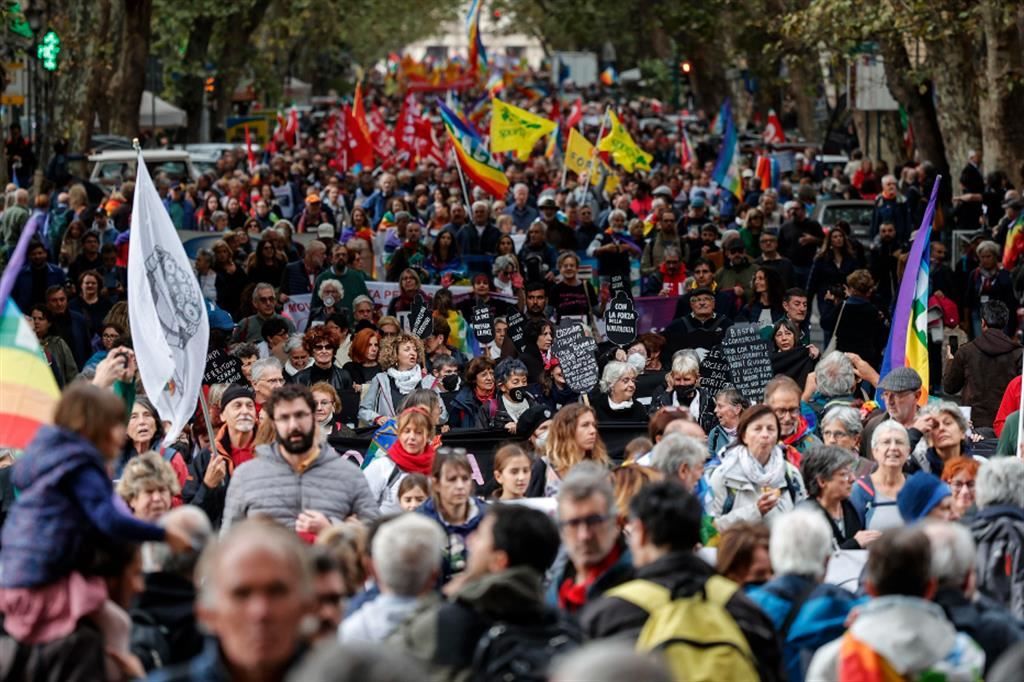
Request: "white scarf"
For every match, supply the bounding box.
[502,395,530,421]
[388,365,423,394]
[736,444,788,490]
[608,397,635,411]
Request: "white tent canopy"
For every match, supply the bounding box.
[139,91,187,130]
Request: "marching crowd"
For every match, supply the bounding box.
[3,85,1024,681]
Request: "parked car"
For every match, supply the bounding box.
[813,199,874,243]
[89,150,199,191]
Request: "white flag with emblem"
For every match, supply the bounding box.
[127,149,209,446]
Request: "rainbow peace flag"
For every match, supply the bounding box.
[755,155,779,191]
[438,101,509,199]
[0,299,60,449]
[466,0,487,75]
[1003,213,1024,269]
[711,100,743,200]
[879,177,941,406]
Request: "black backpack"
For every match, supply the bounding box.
[129,609,174,673]
[470,610,582,682]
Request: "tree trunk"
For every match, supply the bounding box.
[178,16,215,143]
[877,35,948,173]
[785,56,820,142]
[688,42,726,117]
[209,0,275,131]
[108,0,153,138]
[926,32,982,177]
[978,0,1024,186]
[50,1,112,165]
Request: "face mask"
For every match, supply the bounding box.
[626,353,646,373]
[323,296,336,308]
[441,374,459,392]
[509,386,527,403]
[534,431,548,450]
[675,385,697,405]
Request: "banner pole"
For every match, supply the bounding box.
[585,106,609,188]
[450,144,471,207]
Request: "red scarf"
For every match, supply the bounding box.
[557,542,622,613]
[387,438,436,475]
[475,387,497,418]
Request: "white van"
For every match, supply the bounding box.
[89,150,200,191]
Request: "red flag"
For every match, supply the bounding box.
[244,125,256,172]
[328,107,347,173]
[345,104,374,169]
[763,109,785,144]
[395,93,419,166]
[566,98,584,129]
[414,114,444,167]
[285,108,300,147]
[367,104,395,159]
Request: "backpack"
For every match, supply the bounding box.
[129,608,174,673]
[972,514,1024,619]
[470,611,582,682]
[606,575,758,682]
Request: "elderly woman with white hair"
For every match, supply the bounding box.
[591,361,648,422]
[800,446,879,550]
[305,278,346,330]
[652,351,707,423]
[819,405,863,455]
[909,400,973,477]
[849,420,910,530]
[283,333,312,378]
[970,457,1024,619]
[966,239,1016,337]
[748,508,861,682]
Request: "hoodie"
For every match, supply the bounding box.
[943,329,1024,429]
[806,596,985,681]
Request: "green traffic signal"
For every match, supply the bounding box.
[37,30,61,72]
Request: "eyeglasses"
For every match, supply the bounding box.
[773,407,800,416]
[822,429,850,440]
[315,399,334,408]
[950,480,975,492]
[558,514,610,530]
[273,411,313,424]
[313,343,334,351]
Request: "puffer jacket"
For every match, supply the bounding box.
[220,443,379,533]
[943,328,1023,429]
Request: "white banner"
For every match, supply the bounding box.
[128,149,210,446]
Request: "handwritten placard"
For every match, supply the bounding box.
[507,310,528,353]
[553,319,599,394]
[604,291,638,346]
[408,294,433,339]
[720,324,773,404]
[471,303,495,345]
[204,348,244,386]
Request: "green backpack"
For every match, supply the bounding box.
[605,575,759,682]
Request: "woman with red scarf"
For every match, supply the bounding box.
[449,357,499,429]
[363,406,438,514]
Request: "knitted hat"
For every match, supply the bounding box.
[516,405,553,439]
[897,472,951,522]
[220,384,255,410]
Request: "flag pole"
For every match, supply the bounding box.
[197,387,219,456]
[450,144,471,207]
[585,105,609,189]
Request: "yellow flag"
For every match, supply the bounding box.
[563,128,620,194]
[597,110,652,172]
[490,99,557,159]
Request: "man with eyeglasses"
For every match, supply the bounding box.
[675,257,739,320]
[548,463,633,615]
[221,383,378,536]
[765,375,821,465]
[232,282,295,344]
[861,367,933,459]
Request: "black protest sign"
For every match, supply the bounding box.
[698,345,733,426]
[471,303,495,345]
[507,310,528,353]
[604,291,638,347]
[204,348,244,386]
[408,294,433,339]
[720,324,774,403]
[553,319,599,394]
[609,273,632,300]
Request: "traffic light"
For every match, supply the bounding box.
[204,77,216,94]
[679,60,692,75]
[37,31,61,72]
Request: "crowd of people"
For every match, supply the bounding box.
[3,81,1024,681]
